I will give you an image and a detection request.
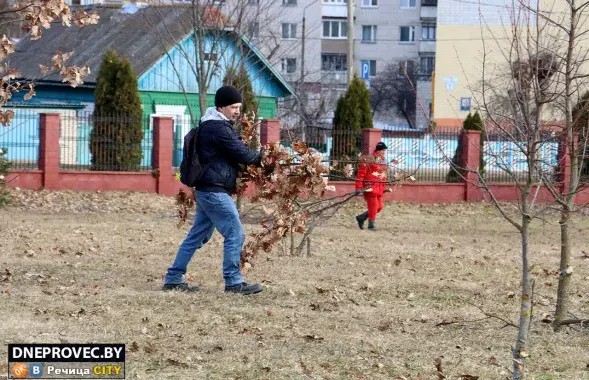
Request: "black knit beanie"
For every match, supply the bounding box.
[215,86,243,108]
[376,142,388,151]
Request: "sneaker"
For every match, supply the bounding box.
[162,283,200,292]
[368,220,376,231]
[224,282,263,295]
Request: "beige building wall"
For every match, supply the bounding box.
[432,0,582,127]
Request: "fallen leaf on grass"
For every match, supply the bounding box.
[129,342,139,352]
[261,367,271,372]
[315,286,328,294]
[1,268,11,282]
[166,358,189,368]
[435,319,457,327]
[304,335,324,342]
[460,375,479,380]
[377,321,393,331]
[435,357,446,379]
[144,343,157,353]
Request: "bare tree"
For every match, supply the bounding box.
[369,60,417,128]
[443,1,589,377]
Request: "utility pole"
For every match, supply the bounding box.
[300,0,319,141]
[347,0,354,84]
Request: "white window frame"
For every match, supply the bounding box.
[361,25,377,43]
[400,0,416,8]
[361,0,378,7]
[322,19,347,39]
[400,26,415,43]
[282,23,297,39]
[421,23,436,40]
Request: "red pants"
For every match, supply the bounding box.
[365,195,384,221]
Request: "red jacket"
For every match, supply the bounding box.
[355,152,387,196]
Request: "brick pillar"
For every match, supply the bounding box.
[461,130,482,202]
[362,128,382,155]
[39,113,61,190]
[153,117,174,196]
[260,119,280,146]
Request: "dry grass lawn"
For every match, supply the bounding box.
[0,189,588,380]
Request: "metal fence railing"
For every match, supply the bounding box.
[0,109,40,170]
[59,112,153,171]
[482,134,559,183]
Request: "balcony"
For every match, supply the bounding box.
[320,71,348,85]
[420,5,437,20]
[322,3,348,18]
[419,40,436,54]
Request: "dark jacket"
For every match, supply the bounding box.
[194,107,262,193]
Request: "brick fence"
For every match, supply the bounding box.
[6,113,589,204]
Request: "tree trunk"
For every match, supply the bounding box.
[513,217,534,380]
[553,206,572,331]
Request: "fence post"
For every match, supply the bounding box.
[260,119,280,146]
[362,128,382,155]
[461,130,482,201]
[39,113,61,190]
[153,117,174,195]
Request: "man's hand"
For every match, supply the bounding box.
[354,189,363,196]
[385,188,393,193]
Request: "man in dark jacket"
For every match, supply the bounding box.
[163,86,263,295]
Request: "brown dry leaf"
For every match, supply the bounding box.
[166,358,189,368]
[261,366,271,372]
[460,375,479,380]
[303,334,324,342]
[435,356,446,379]
[144,343,157,353]
[129,342,139,352]
[377,321,393,331]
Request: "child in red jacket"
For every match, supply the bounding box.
[355,142,388,230]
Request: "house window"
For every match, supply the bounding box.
[400,0,416,8]
[71,0,81,5]
[420,56,435,75]
[282,23,297,39]
[421,24,436,40]
[282,58,297,74]
[323,0,347,3]
[362,25,377,42]
[362,0,378,6]
[249,22,260,38]
[400,26,415,42]
[283,0,297,4]
[399,60,415,75]
[369,60,377,76]
[322,54,347,71]
[204,53,218,61]
[322,20,347,39]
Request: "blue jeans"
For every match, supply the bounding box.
[164,191,245,287]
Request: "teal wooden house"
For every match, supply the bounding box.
[3,5,294,167]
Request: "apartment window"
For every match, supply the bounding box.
[71,0,81,5]
[282,23,297,39]
[399,60,415,75]
[249,22,260,38]
[367,60,377,76]
[322,54,347,71]
[362,25,377,42]
[204,53,218,62]
[322,20,348,39]
[421,24,436,40]
[400,0,416,8]
[323,0,347,3]
[282,58,297,74]
[362,0,378,6]
[420,56,435,75]
[400,26,415,42]
[283,0,297,4]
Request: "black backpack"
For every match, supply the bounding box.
[179,123,209,187]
